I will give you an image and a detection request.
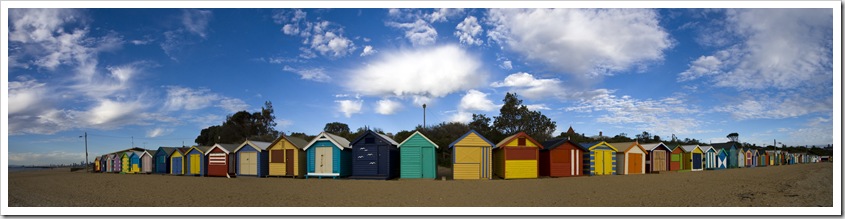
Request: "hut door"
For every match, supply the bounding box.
[628,153,642,174]
[285,149,294,176]
[422,147,434,178]
[594,151,604,175]
[692,153,702,169]
[240,152,257,175]
[190,154,200,175]
[316,147,333,173]
[654,151,666,172]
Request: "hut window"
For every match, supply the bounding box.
[518,137,526,146]
[365,137,375,144]
[270,150,284,163]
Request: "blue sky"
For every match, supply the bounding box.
[6,8,835,165]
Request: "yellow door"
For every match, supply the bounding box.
[191,154,200,175]
[240,152,257,175]
[604,150,613,175]
[122,156,129,173]
[316,147,333,174]
[594,151,604,175]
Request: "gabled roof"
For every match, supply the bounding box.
[185,145,213,155]
[711,142,741,151]
[448,130,496,148]
[235,140,273,153]
[495,132,544,150]
[641,142,672,152]
[610,141,647,154]
[204,143,240,155]
[397,131,440,149]
[700,146,715,153]
[155,147,177,156]
[269,134,310,150]
[303,132,351,151]
[578,141,618,152]
[170,147,191,157]
[680,145,702,153]
[541,138,585,151]
[131,151,144,158]
[350,130,399,147]
[142,150,155,157]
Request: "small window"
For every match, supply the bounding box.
[270,150,284,163]
[365,138,375,144]
[518,137,526,146]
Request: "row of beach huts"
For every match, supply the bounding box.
[92,130,827,180]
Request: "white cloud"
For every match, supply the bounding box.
[487,9,672,79]
[182,9,212,38]
[218,98,249,113]
[276,10,355,58]
[282,65,331,82]
[449,111,473,124]
[454,16,483,46]
[375,99,403,115]
[678,55,724,81]
[500,60,513,70]
[565,91,701,136]
[347,45,485,99]
[526,104,550,111]
[336,99,363,118]
[84,99,147,126]
[9,151,86,165]
[425,8,464,23]
[714,92,832,120]
[130,39,151,45]
[360,45,376,56]
[458,89,498,112]
[387,19,438,47]
[163,86,219,111]
[490,72,607,101]
[8,78,48,115]
[680,9,832,90]
[146,127,173,138]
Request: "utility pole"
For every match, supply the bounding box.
[422,103,427,128]
[80,132,88,172]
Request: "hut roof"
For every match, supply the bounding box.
[448,130,495,148]
[303,132,352,151]
[711,142,741,151]
[286,136,310,149]
[699,146,714,153]
[205,143,240,155]
[235,140,273,152]
[578,141,617,152]
[351,130,399,146]
[680,145,701,153]
[156,147,177,156]
[495,132,543,149]
[641,142,671,152]
[397,131,440,149]
[541,138,568,151]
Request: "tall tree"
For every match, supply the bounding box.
[469,113,503,143]
[194,101,281,145]
[323,122,351,135]
[727,133,739,142]
[492,93,556,142]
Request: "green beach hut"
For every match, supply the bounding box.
[398,131,439,179]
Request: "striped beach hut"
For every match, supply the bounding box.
[120,152,131,174]
[743,148,755,167]
[611,141,647,175]
[303,132,352,179]
[398,131,439,179]
[493,132,542,179]
[204,143,240,177]
[153,147,176,174]
[349,130,401,180]
[579,141,618,176]
[680,145,704,171]
[170,147,190,175]
[234,140,272,177]
[449,130,495,180]
[668,144,685,171]
[99,155,108,172]
[642,142,672,173]
[94,156,101,172]
[129,151,142,173]
[184,146,211,176]
[540,138,586,177]
[141,150,154,173]
[267,135,309,177]
[700,146,716,170]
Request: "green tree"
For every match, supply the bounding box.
[469,113,503,143]
[194,101,281,145]
[727,133,739,142]
[492,93,557,142]
[323,122,351,135]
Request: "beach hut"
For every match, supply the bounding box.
[700,146,716,170]
[398,131,439,179]
[94,156,101,172]
[234,140,272,177]
[493,132,543,179]
[540,138,586,177]
[715,148,728,169]
[129,151,142,173]
[99,155,107,172]
[712,142,741,168]
[303,132,352,179]
[642,142,672,173]
[449,130,496,180]
[112,153,122,173]
[183,146,211,176]
[610,141,647,175]
[766,150,778,166]
[757,149,768,167]
[743,148,755,167]
[170,147,190,175]
[106,154,116,173]
[267,135,309,177]
[154,147,176,174]
[141,150,154,173]
[348,130,400,180]
[680,145,704,171]
[669,144,685,171]
[204,143,240,177]
[579,141,618,176]
[120,152,131,174]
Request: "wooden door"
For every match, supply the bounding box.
[172,157,182,174]
[190,154,200,175]
[316,147,333,174]
[653,150,666,172]
[628,153,642,174]
[692,153,702,169]
[240,152,257,175]
[285,149,294,176]
[422,147,434,178]
[594,151,604,175]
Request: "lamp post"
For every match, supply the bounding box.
[80,132,88,172]
[422,104,427,128]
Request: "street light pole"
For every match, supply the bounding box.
[422,104,427,128]
[81,132,88,172]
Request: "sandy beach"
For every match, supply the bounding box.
[7,162,832,207]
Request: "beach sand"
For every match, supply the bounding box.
[8,162,832,207]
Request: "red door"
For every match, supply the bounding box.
[285,149,294,176]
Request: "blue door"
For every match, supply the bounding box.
[692,153,702,169]
[717,152,727,169]
[172,157,183,175]
[156,156,165,173]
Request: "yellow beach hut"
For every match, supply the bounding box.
[493,132,543,179]
[449,130,496,180]
[267,134,309,177]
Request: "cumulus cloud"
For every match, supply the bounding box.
[458,89,498,111]
[375,99,403,115]
[360,45,376,56]
[8,78,48,115]
[275,9,356,58]
[386,9,463,47]
[218,98,249,113]
[487,9,672,79]
[525,104,550,111]
[346,45,485,99]
[449,111,474,124]
[387,19,438,47]
[500,60,512,70]
[678,54,724,81]
[283,65,331,82]
[163,86,219,111]
[490,72,608,101]
[336,99,363,118]
[565,90,701,136]
[182,9,212,38]
[454,16,483,46]
[713,92,832,120]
